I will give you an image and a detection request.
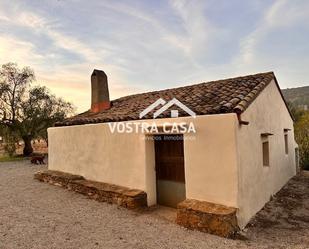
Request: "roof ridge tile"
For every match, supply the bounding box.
[56,71,276,126]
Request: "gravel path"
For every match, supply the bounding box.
[0,161,308,249]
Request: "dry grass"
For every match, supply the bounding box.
[0,140,48,161]
[0,155,25,162]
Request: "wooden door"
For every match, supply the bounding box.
[154,135,185,208]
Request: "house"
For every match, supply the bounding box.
[46,70,297,237]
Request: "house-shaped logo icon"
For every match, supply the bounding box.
[139,98,196,119]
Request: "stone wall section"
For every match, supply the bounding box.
[34,170,147,209]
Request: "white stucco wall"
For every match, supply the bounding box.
[183,114,239,207]
[48,79,296,228]
[48,124,147,190]
[236,80,297,228]
[48,114,239,208]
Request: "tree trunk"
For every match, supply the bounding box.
[22,135,33,156]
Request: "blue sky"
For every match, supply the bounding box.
[0,0,308,112]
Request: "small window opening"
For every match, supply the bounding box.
[284,133,289,154]
[262,140,270,166]
[295,148,299,169]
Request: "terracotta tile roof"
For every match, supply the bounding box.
[56,72,276,126]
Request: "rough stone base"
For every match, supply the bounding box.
[176,199,239,238]
[34,170,147,209]
[34,170,84,187]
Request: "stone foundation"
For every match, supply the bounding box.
[35,171,238,236]
[34,170,147,209]
[34,170,84,187]
[176,199,239,238]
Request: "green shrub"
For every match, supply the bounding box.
[295,112,309,170]
[1,127,18,157]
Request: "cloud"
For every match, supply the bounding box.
[0,7,95,63]
[265,0,309,28]
[98,1,191,54]
[0,36,43,65]
[168,0,212,60]
[0,2,139,112]
[0,0,212,90]
[0,0,308,112]
[238,0,309,66]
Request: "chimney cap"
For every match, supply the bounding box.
[92,69,106,76]
[91,69,110,112]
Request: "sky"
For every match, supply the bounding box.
[0,0,308,112]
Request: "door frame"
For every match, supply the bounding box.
[153,134,186,207]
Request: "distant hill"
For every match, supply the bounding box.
[282,86,309,110]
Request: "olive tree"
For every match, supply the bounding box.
[0,63,74,156]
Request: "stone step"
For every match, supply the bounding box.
[176,199,239,238]
[34,170,147,209]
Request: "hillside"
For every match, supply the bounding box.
[282,86,309,109]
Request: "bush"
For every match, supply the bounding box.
[1,127,18,157]
[294,112,309,170]
[4,142,16,157]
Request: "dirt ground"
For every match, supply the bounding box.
[0,161,308,249]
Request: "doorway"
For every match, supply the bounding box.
[154,134,185,208]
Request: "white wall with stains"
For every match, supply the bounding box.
[48,81,297,228]
[48,114,239,208]
[236,79,297,228]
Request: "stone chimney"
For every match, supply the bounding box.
[91,69,111,112]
